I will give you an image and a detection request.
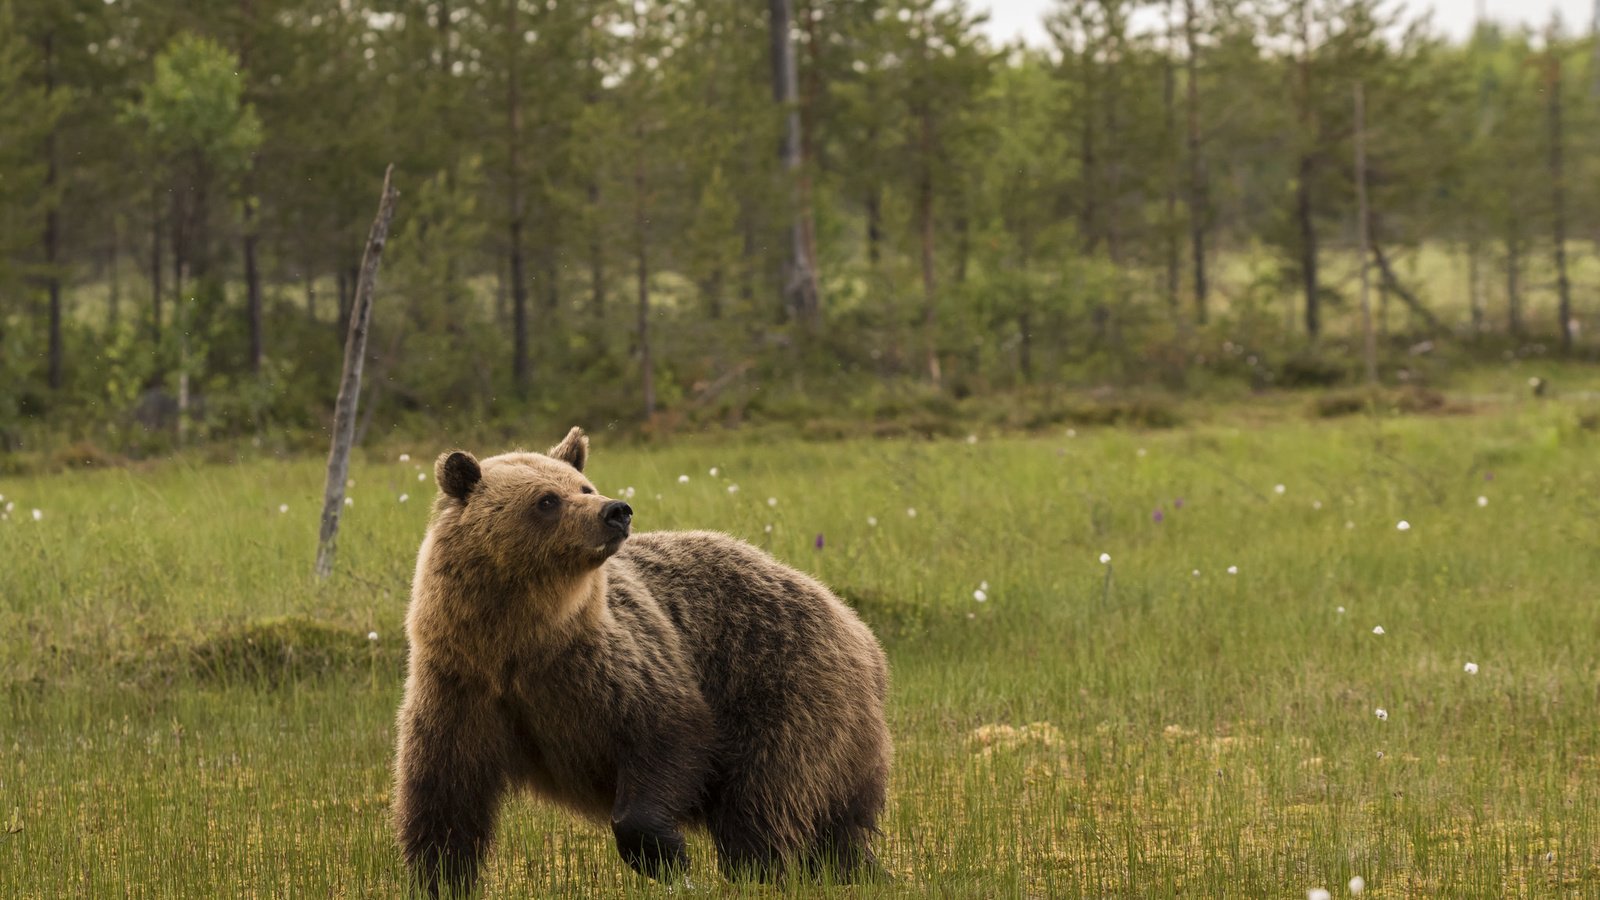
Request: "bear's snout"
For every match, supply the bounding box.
[602,500,633,535]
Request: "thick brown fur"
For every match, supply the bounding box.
[392,427,892,896]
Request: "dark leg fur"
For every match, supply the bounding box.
[609,732,706,882]
[612,810,689,879]
[393,677,512,898]
[802,765,890,884]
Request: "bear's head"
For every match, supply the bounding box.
[426,427,633,584]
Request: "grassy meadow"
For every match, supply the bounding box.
[5,395,1600,898]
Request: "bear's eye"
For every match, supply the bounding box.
[579,486,595,495]
[536,494,560,512]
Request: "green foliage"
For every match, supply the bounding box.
[125,33,262,173]
[3,0,1600,454]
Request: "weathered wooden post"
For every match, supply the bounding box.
[316,165,398,579]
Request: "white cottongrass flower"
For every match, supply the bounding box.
[1477,495,1488,507]
[1312,500,1322,510]
[344,497,354,507]
[1226,565,1238,575]
[1374,708,1388,721]
[1066,428,1077,438]
[767,497,778,507]
[3,500,11,512]
[1345,520,1355,530]
[1192,569,1201,577]
[979,580,989,591]
[906,507,917,518]
[31,508,43,521]
[727,484,740,494]
[973,589,988,602]
[1336,606,1346,614]
[763,524,773,534]
[1308,889,1332,900]
[1099,552,1111,564]
[708,467,719,477]
[1274,484,1286,495]
[367,631,379,642]
[867,516,878,527]
[347,478,356,489]
[399,494,409,503]
[278,504,288,514]
[1464,661,1479,674]
[624,486,636,499]
[966,434,978,444]
[1396,520,1410,531]
[1137,447,1147,457]
[678,474,690,484]
[1372,625,1385,635]
[1349,875,1366,895]
[399,453,411,462]
[418,472,427,481]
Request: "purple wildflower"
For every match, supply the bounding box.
[1152,508,1164,523]
[1173,497,1184,509]
[814,533,825,550]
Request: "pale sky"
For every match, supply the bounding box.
[978,0,1596,46]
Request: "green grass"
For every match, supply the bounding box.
[5,403,1600,897]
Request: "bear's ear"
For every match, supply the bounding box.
[548,426,589,472]
[435,450,481,502]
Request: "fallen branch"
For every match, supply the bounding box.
[1369,240,1442,335]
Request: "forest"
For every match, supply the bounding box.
[2,0,1598,453]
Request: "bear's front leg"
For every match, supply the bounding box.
[393,669,512,898]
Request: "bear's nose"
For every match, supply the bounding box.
[602,500,633,532]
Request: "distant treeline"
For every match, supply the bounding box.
[0,0,1595,450]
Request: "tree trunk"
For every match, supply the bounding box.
[634,128,654,421]
[244,196,263,374]
[917,109,940,387]
[1183,0,1209,324]
[954,213,970,285]
[316,166,399,579]
[109,216,122,329]
[150,192,164,346]
[43,31,62,392]
[1467,239,1483,332]
[866,186,882,267]
[768,0,820,325]
[304,262,316,321]
[541,248,559,317]
[1296,155,1318,338]
[1018,244,1034,383]
[507,0,530,390]
[588,181,605,328]
[1162,28,1180,315]
[336,267,351,335]
[1079,55,1099,255]
[240,0,263,375]
[1354,83,1376,384]
[494,250,508,326]
[1545,51,1572,352]
[1295,9,1318,339]
[1506,231,1523,336]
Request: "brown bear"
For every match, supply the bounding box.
[392,427,892,896]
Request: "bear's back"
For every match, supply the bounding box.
[612,530,888,746]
